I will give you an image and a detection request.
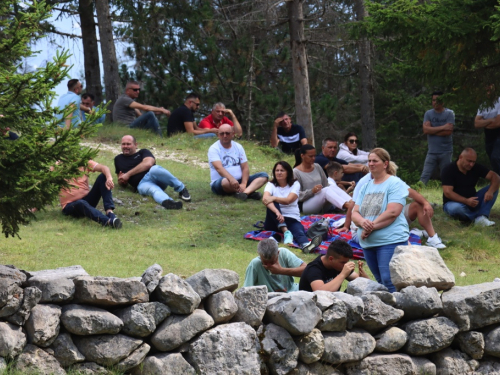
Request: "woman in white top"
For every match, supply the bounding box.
[262,161,321,253]
[292,145,353,232]
[337,132,370,165]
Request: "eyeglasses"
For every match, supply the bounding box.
[131,88,140,92]
[190,100,200,107]
[348,139,358,144]
[219,132,232,136]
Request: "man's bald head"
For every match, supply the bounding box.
[461,148,477,158]
[458,147,477,172]
[121,135,138,155]
[219,124,233,134]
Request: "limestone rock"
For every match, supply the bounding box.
[50,332,85,367]
[14,344,66,375]
[70,362,109,375]
[116,343,150,372]
[455,331,484,360]
[393,285,443,321]
[389,245,455,291]
[346,277,389,296]
[354,294,404,334]
[316,297,347,332]
[409,356,436,375]
[73,334,142,366]
[404,316,459,355]
[130,353,196,375]
[259,323,299,375]
[344,353,415,375]
[189,322,260,375]
[291,362,343,375]
[27,277,75,303]
[293,328,324,364]
[73,276,148,307]
[0,357,6,374]
[265,293,322,336]
[185,268,239,299]
[115,302,170,338]
[151,309,214,351]
[268,292,285,300]
[61,304,123,335]
[322,329,376,365]
[0,265,26,286]
[333,292,364,329]
[155,273,201,315]
[25,304,61,347]
[7,286,41,326]
[232,286,267,327]
[374,327,407,352]
[0,321,26,358]
[442,282,500,331]
[26,265,88,280]
[141,264,163,294]
[484,325,500,358]
[475,360,500,374]
[429,347,476,375]
[312,291,336,311]
[205,290,238,324]
[0,280,23,318]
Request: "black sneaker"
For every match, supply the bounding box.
[111,218,122,229]
[234,192,248,201]
[179,187,191,202]
[302,235,323,254]
[162,199,183,210]
[247,192,262,200]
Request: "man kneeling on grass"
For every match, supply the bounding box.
[244,238,306,293]
[299,240,368,292]
[59,160,122,229]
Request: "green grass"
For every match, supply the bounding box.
[2,125,500,289]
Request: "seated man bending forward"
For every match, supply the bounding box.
[244,238,306,293]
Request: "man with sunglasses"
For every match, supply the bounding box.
[208,124,268,200]
[270,112,308,154]
[113,81,170,136]
[167,93,218,138]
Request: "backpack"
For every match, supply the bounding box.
[306,217,330,240]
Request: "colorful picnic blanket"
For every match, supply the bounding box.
[244,214,422,260]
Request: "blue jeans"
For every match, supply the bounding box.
[264,203,309,245]
[137,165,185,204]
[486,137,500,175]
[129,111,162,137]
[420,152,452,184]
[194,133,216,139]
[211,172,269,195]
[363,241,407,293]
[443,186,498,222]
[62,174,114,226]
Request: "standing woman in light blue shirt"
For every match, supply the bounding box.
[351,148,409,292]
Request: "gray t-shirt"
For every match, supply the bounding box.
[113,95,136,125]
[423,108,454,154]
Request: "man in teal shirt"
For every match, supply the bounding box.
[56,79,83,129]
[243,239,306,293]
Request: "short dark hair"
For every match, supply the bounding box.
[431,91,443,96]
[325,161,343,177]
[186,92,200,101]
[327,239,353,259]
[294,144,316,168]
[67,79,80,90]
[81,93,95,101]
[344,132,357,143]
[270,161,296,187]
[275,111,286,119]
[322,138,337,147]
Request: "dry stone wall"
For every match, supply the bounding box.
[1,245,500,374]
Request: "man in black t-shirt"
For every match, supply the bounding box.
[167,93,217,138]
[270,112,308,154]
[299,240,367,292]
[442,148,500,226]
[114,135,191,210]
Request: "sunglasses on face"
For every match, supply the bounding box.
[219,132,232,136]
[348,139,358,144]
[131,88,140,92]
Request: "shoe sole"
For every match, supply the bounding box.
[303,235,323,254]
[113,218,122,229]
[180,196,191,202]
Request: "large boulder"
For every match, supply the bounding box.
[61,304,123,335]
[354,294,404,334]
[332,292,364,329]
[322,329,376,365]
[116,343,150,373]
[316,298,347,332]
[185,269,239,300]
[50,332,85,367]
[73,276,148,307]
[293,328,324,364]
[205,290,238,324]
[232,286,267,327]
[344,353,415,375]
[130,353,196,375]
[6,286,41,326]
[345,277,389,296]
[0,321,26,358]
[26,265,88,280]
[259,323,299,375]
[73,334,143,366]
[389,245,455,291]
[484,325,500,358]
[25,304,61,347]
[14,344,66,375]
[265,293,322,335]
[441,282,500,331]
[429,347,477,375]
[455,331,484,360]
[0,280,23,318]
[475,360,500,374]
[155,273,201,315]
[150,309,214,351]
[141,264,163,294]
[27,277,75,303]
[0,265,27,286]
[404,316,459,355]
[115,302,170,338]
[189,322,260,375]
[374,327,407,353]
[393,286,443,321]
[409,357,436,375]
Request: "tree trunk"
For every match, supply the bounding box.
[287,0,314,146]
[78,0,103,105]
[354,0,376,149]
[246,37,255,140]
[95,0,120,121]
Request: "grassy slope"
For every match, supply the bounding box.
[2,125,499,287]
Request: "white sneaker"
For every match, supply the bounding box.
[474,215,496,227]
[410,228,429,238]
[426,234,446,249]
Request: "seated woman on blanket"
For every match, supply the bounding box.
[262,161,323,254]
[293,144,354,232]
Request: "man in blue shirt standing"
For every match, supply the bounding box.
[80,93,106,124]
[420,91,454,184]
[56,79,83,129]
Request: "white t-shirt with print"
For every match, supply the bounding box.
[208,140,247,185]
